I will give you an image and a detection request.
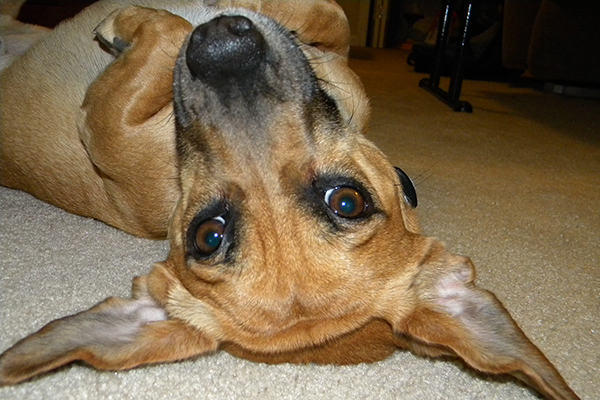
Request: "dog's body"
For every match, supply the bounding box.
[0,1,580,399]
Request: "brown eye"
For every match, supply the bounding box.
[195,216,226,255]
[324,186,366,218]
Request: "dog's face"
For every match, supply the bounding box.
[0,6,579,399]
[162,9,420,349]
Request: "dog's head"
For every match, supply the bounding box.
[165,8,421,343]
[0,5,579,399]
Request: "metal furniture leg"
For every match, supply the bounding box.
[419,0,473,112]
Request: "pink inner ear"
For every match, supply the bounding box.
[100,298,169,342]
[120,298,168,324]
[433,265,476,317]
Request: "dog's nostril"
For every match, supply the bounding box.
[185,15,266,83]
[225,15,253,36]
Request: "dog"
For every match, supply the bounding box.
[0,1,580,399]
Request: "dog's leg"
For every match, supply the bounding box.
[387,240,580,400]
[0,274,218,386]
[78,7,193,238]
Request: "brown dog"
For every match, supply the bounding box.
[0,1,579,399]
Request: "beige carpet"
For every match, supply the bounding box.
[1,48,598,399]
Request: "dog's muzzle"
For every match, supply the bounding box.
[185,16,266,86]
[173,11,320,155]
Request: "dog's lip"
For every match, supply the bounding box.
[394,167,418,208]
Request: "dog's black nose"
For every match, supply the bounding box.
[185,16,266,83]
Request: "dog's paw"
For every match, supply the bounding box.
[94,8,134,56]
[94,28,129,56]
[94,6,191,56]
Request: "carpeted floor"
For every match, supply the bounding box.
[1,48,598,399]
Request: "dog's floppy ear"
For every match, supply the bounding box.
[391,240,579,400]
[0,274,218,386]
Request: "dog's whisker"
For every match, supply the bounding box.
[412,163,439,187]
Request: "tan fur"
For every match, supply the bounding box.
[0,2,579,399]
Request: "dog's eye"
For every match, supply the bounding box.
[194,216,226,255]
[324,186,367,218]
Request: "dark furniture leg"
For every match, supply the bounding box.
[419,0,473,112]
